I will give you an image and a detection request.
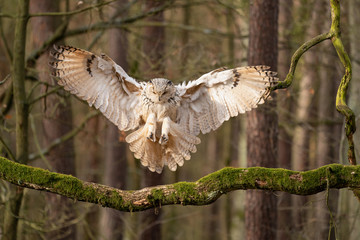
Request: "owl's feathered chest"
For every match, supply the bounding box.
[141,94,178,122]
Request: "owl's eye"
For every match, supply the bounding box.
[162,91,167,96]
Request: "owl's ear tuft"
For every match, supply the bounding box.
[167,80,173,86]
[149,79,153,84]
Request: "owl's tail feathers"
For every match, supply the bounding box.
[126,126,164,174]
[164,121,201,172]
[126,122,201,173]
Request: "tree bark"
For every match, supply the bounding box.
[291,1,323,233]
[98,1,129,239]
[277,1,293,239]
[1,156,360,212]
[246,1,278,240]
[315,39,341,240]
[81,116,100,240]
[338,0,360,239]
[314,2,342,236]
[139,1,166,239]
[30,1,77,239]
[2,1,29,239]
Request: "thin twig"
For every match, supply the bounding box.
[272,32,333,90]
[0,13,14,18]
[0,136,15,161]
[29,115,53,170]
[0,16,12,62]
[28,86,63,106]
[0,74,10,85]
[29,0,117,17]
[28,111,99,161]
[26,1,174,64]
[130,21,244,39]
[326,167,338,240]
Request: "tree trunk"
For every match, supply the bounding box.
[291,1,322,234]
[277,1,293,239]
[30,1,77,239]
[2,1,29,239]
[203,132,221,240]
[97,1,129,239]
[139,1,165,239]
[338,0,360,239]
[81,116,101,240]
[226,6,239,240]
[245,1,278,240]
[315,39,341,240]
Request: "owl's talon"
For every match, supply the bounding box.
[159,134,168,145]
[147,132,156,142]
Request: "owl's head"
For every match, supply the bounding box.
[146,78,176,103]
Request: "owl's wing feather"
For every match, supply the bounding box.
[50,45,142,131]
[176,66,278,135]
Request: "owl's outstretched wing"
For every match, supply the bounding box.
[176,66,278,135]
[50,46,142,131]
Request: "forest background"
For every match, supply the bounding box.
[0,0,360,239]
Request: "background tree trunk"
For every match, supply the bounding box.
[245,1,278,240]
[315,39,341,240]
[2,1,29,239]
[291,1,323,235]
[30,1,77,239]
[313,2,342,236]
[80,116,101,240]
[338,0,360,239]
[277,0,293,239]
[98,1,129,239]
[225,6,239,239]
[139,0,165,239]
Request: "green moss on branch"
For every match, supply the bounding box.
[0,156,360,212]
[273,0,356,167]
[330,0,357,165]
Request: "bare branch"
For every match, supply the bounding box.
[272,0,357,169]
[28,111,100,161]
[272,32,333,90]
[0,137,15,161]
[130,21,245,39]
[28,85,63,106]
[0,156,359,212]
[0,16,12,61]
[28,0,117,18]
[26,0,175,64]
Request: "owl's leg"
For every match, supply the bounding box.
[146,113,157,142]
[159,117,170,145]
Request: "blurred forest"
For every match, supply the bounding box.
[0,0,360,239]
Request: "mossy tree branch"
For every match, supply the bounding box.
[330,0,356,165]
[0,156,359,212]
[273,32,332,89]
[272,0,356,166]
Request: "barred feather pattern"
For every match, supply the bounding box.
[176,66,278,135]
[50,45,141,131]
[50,46,278,173]
[125,121,200,173]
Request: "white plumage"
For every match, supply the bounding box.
[50,46,278,173]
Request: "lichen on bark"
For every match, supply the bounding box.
[1,156,360,212]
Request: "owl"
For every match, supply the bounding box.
[50,46,278,173]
